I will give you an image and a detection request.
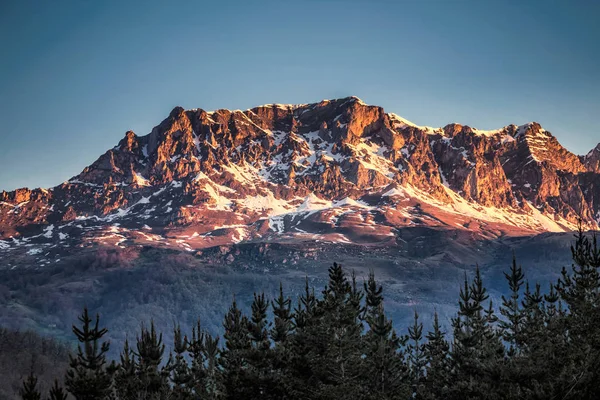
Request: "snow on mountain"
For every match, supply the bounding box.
[1,96,599,259]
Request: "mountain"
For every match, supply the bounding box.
[1,96,599,260]
[1,96,596,362]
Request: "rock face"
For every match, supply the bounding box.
[1,96,599,255]
[584,144,600,173]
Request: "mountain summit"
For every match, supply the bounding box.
[2,97,600,256]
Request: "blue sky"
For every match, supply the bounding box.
[1,0,598,191]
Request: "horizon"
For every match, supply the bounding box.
[1,0,598,191]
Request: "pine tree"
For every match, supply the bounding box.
[422,312,450,399]
[287,264,365,399]
[65,308,114,400]
[246,292,274,398]
[407,311,426,396]
[203,333,221,399]
[362,271,409,399]
[169,324,192,399]
[113,337,139,400]
[220,296,252,399]
[294,277,317,330]
[47,379,68,400]
[363,303,409,399]
[318,264,364,398]
[543,283,561,319]
[271,283,293,344]
[188,320,207,397]
[287,277,319,399]
[555,228,600,398]
[363,269,383,320]
[19,370,41,400]
[510,280,562,399]
[135,321,169,399]
[449,268,504,399]
[499,255,525,355]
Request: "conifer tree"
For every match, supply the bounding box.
[363,270,383,320]
[363,303,409,399]
[246,292,273,398]
[268,283,293,398]
[543,283,561,319]
[407,311,426,396]
[188,321,207,396]
[113,338,138,400]
[362,271,409,399]
[555,228,600,398]
[220,297,252,399]
[135,321,169,399]
[19,370,41,400]
[169,324,192,399]
[293,277,316,330]
[65,308,114,400]
[203,333,221,399]
[422,312,450,399]
[47,379,68,400]
[271,283,293,344]
[499,255,525,355]
[318,263,364,398]
[520,281,545,355]
[287,277,319,399]
[472,268,504,398]
[450,268,503,399]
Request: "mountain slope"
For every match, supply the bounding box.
[1,97,599,260]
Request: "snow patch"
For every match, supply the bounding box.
[133,171,151,187]
[42,225,54,238]
[269,215,285,233]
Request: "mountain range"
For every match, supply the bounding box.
[0,97,598,353]
[1,96,599,263]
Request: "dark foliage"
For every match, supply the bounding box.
[0,329,70,400]
[16,228,600,399]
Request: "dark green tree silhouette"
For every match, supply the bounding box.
[500,254,525,355]
[246,292,274,398]
[65,308,114,400]
[47,379,68,400]
[361,269,409,398]
[219,297,251,399]
[407,311,425,395]
[421,312,450,399]
[271,283,293,344]
[113,337,138,400]
[169,324,192,399]
[19,370,41,400]
[135,321,169,399]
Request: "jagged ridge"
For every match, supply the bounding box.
[1,96,600,256]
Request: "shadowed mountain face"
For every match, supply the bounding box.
[0,97,596,359]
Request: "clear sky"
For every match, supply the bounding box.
[1,0,598,191]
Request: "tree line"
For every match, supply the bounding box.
[19,229,600,399]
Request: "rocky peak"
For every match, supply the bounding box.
[507,122,585,173]
[1,97,599,252]
[118,130,139,152]
[584,143,600,173]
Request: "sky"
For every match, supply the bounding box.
[0,0,598,191]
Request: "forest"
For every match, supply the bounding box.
[12,229,600,400]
